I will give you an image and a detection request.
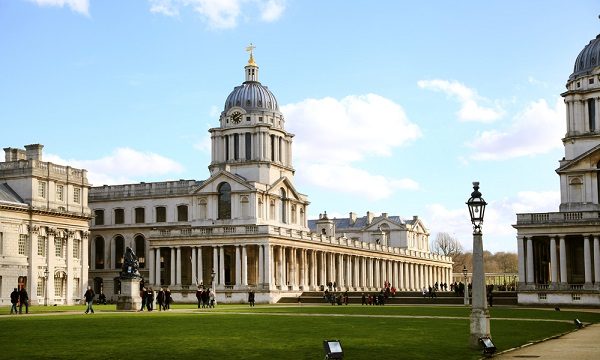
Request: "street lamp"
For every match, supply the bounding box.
[43,268,50,306]
[463,265,469,305]
[211,269,217,306]
[466,182,490,348]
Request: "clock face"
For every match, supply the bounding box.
[231,112,242,124]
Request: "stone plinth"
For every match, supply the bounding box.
[116,277,142,311]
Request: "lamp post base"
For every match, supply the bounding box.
[469,308,491,348]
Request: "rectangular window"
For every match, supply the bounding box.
[73,188,81,204]
[56,185,64,201]
[94,209,105,226]
[0,232,3,255]
[572,293,581,301]
[588,98,596,132]
[234,133,239,160]
[37,280,44,297]
[156,206,166,222]
[38,182,46,198]
[18,234,28,255]
[73,240,80,259]
[55,238,63,258]
[114,208,125,224]
[135,207,145,224]
[538,293,547,300]
[38,236,46,256]
[225,136,230,160]
[177,205,188,221]
[245,133,252,160]
[54,280,62,298]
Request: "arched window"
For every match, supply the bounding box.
[280,189,287,223]
[257,198,263,219]
[135,235,146,269]
[291,204,297,224]
[115,235,125,269]
[300,208,305,226]
[569,177,583,203]
[198,198,207,220]
[95,237,105,269]
[218,182,232,219]
[379,223,390,246]
[241,196,249,218]
[269,199,275,220]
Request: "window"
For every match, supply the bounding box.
[19,234,28,255]
[280,189,287,223]
[54,276,64,298]
[590,78,595,84]
[0,232,3,255]
[291,205,297,224]
[569,177,583,203]
[269,199,275,220]
[279,137,283,162]
[198,199,207,220]
[225,136,230,160]
[73,188,81,204]
[177,205,188,222]
[245,133,252,160]
[135,235,145,269]
[257,198,263,219]
[588,98,596,132]
[135,207,145,223]
[73,239,80,259]
[246,116,250,122]
[38,236,46,256]
[270,135,275,161]
[217,182,232,220]
[234,134,239,160]
[300,208,305,226]
[115,236,125,269]
[37,280,44,297]
[94,209,105,226]
[156,206,166,222]
[38,181,46,198]
[55,238,64,258]
[241,196,249,218]
[56,185,64,201]
[95,237,105,269]
[114,208,124,224]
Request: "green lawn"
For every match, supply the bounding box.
[0,304,596,359]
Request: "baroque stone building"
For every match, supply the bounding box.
[88,50,452,303]
[0,144,91,305]
[514,31,600,305]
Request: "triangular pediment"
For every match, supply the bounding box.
[267,176,307,202]
[556,144,600,173]
[192,170,255,194]
[365,217,406,231]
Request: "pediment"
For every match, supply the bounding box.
[557,144,600,173]
[192,170,254,194]
[365,218,405,232]
[267,176,307,202]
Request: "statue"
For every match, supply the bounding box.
[120,246,141,279]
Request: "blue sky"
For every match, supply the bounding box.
[1,0,598,253]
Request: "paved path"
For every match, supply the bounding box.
[495,323,600,359]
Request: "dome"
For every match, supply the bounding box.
[570,34,600,80]
[224,82,279,112]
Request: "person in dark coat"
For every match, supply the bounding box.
[18,287,29,314]
[139,287,147,311]
[156,288,165,311]
[146,288,154,311]
[83,286,95,314]
[10,288,19,314]
[196,286,203,308]
[248,290,255,307]
[165,288,172,310]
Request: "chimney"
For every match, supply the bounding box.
[382,213,388,218]
[349,212,357,225]
[3,147,27,162]
[25,144,44,161]
[413,215,418,221]
[367,211,374,225]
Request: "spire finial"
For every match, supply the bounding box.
[245,43,256,66]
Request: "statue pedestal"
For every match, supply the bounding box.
[116,277,142,311]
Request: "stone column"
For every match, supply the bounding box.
[559,236,567,285]
[338,254,345,289]
[263,244,272,289]
[470,230,490,348]
[242,245,248,287]
[176,247,182,285]
[212,246,218,285]
[258,244,264,286]
[550,236,558,287]
[197,247,203,285]
[47,228,55,305]
[149,248,155,285]
[219,246,225,287]
[81,232,89,292]
[279,246,286,288]
[526,238,534,284]
[584,236,592,286]
[235,245,241,287]
[517,236,525,284]
[191,247,197,285]
[27,227,39,304]
[594,236,600,285]
[170,248,176,286]
[155,248,161,286]
[398,262,404,290]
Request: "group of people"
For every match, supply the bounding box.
[451,281,469,297]
[194,286,216,308]
[360,291,387,305]
[140,287,172,311]
[10,287,29,314]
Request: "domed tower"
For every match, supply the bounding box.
[558,33,600,211]
[208,46,296,185]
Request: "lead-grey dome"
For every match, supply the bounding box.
[224,81,279,112]
[570,34,600,80]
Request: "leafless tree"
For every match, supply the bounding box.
[430,232,464,258]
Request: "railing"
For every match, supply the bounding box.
[535,284,550,290]
[89,179,199,200]
[516,210,600,224]
[0,159,85,180]
[570,284,584,290]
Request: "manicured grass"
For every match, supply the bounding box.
[0,305,595,359]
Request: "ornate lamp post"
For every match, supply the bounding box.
[43,268,50,306]
[211,269,217,306]
[466,182,490,348]
[463,265,469,305]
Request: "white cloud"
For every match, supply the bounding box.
[417,79,504,123]
[148,0,285,28]
[45,148,184,186]
[466,98,565,161]
[28,0,89,16]
[283,94,421,200]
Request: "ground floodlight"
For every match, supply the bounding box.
[479,337,496,356]
[574,319,583,328]
[323,340,343,359]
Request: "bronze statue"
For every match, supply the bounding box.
[120,246,141,279]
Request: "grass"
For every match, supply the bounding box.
[0,304,596,359]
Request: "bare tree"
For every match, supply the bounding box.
[430,232,464,258]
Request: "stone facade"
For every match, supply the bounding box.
[0,144,91,305]
[88,51,452,304]
[514,32,600,305]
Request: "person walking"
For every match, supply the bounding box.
[248,290,255,307]
[10,288,19,314]
[146,288,154,311]
[84,286,95,314]
[165,288,171,310]
[209,289,215,308]
[196,286,203,308]
[18,287,29,314]
[139,287,147,312]
[156,288,165,311]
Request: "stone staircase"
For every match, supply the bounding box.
[278,290,518,306]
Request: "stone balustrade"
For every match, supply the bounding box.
[89,180,199,200]
[516,211,600,224]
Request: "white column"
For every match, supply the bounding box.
[176,247,182,285]
[149,248,155,285]
[219,246,225,286]
[559,236,567,284]
[212,246,218,284]
[235,245,241,286]
[398,262,404,290]
[526,238,534,284]
[280,247,286,288]
[346,255,352,290]
[338,254,345,289]
[550,236,557,285]
[263,244,272,289]
[584,236,592,285]
[197,247,203,285]
[155,248,161,286]
[81,233,89,291]
[517,236,525,283]
[170,247,176,286]
[191,247,197,285]
[258,244,264,285]
[242,245,248,286]
[594,236,600,285]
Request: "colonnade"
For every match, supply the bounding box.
[148,243,452,292]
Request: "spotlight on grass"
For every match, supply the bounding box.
[479,337,496,357]
[574,319,583,329]
[323,340,343,359]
